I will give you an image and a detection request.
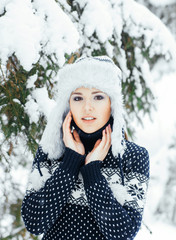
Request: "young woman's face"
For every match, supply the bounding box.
[69,87,111,133]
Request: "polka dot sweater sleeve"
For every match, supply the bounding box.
[21,146,85,235]
[80,147,149,240]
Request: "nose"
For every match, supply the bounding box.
[83,99,94,112]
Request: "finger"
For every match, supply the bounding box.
[65,111,72,128]
[107,124,111,139]
[101,125,110,149]
[108,124,112,137]
[100,129,107,148]
[105,124,111,149]
[62,111,71,130]
[73,129,81,142]
[93,139,101,150]
[63,111,72,138]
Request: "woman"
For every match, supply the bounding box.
[21,56,149,240]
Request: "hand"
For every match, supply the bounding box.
[62,111,85,155]
[85,124,112,165]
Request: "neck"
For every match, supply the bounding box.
[71,116,114,154]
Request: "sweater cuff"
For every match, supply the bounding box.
[80,161,104,187]
[61,147,85,176]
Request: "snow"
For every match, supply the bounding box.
[1,0,175,72]
[25,87,56,123]
[32,87,56,119]
[0,0,79,70]
[26,74,38,89]
[136,220,176,239]
[0,0,41,70]
[134,72,176,156]
[122,0,176,66]
[133,72,176,238]
[148,0,176,7]
[1,0,176,238]
[25,96,41,124]
[80,0,113,43]
[33,0,79,66]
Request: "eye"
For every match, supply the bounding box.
[73,96,83,101]
[94,95,104,100]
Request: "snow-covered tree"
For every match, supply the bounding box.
[136,0,176,39]
[135,0,176,230]
[0,0,176,239]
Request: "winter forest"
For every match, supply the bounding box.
[0,0,176,239]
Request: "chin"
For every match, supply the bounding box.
[84,129,96,134]
[81,125,100,133]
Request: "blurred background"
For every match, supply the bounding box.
[0,0,176,239]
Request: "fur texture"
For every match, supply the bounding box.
[40,56,126,159]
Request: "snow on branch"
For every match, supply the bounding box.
[122,0,176,63]
[0,0,79,70]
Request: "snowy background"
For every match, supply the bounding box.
[0,0,176,239]
[135,71,176,239]
[134,1,176,239]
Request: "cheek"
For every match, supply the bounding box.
[104,106,111,118]
[99,101,111,115]
[69,102,74,117]
[102,102,111,121]
[106,99,111,114]
[70,104,81,122]
[69,100,76,113]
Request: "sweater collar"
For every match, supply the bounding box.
[71,116,114,154]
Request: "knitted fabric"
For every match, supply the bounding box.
[21,130,149,240]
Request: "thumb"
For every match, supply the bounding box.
[73,129,81,142]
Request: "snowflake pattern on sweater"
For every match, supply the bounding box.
[21,140,149,240]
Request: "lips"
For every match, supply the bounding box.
[82,116,96,123]
[82,116,96,120]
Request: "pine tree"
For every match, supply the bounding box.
[0,0,175,238]
[136,0,176,39]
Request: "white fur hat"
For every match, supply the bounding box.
[40,56,126,159]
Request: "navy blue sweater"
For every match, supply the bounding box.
[21,138,149,240]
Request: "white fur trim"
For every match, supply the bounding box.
[40,56,126,159]
[27,168,51,191]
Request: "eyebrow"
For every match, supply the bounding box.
[71,91,104,96]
